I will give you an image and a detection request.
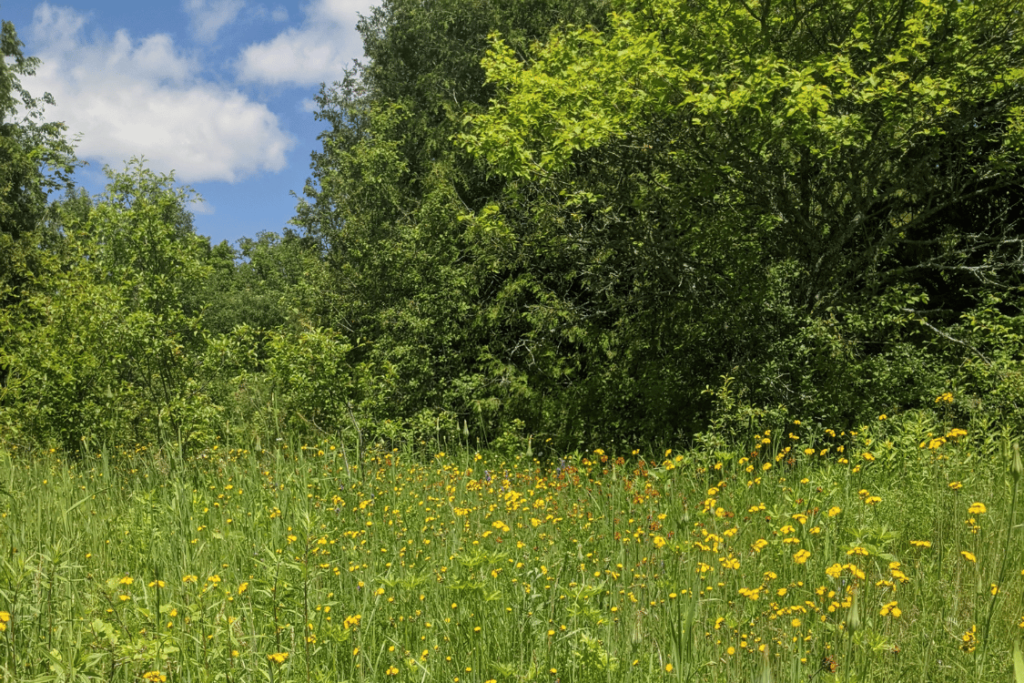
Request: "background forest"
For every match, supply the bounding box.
[4,0,1024,454]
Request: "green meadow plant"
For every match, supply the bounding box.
[1,405,1023,682]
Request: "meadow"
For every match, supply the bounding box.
[2,405,1024,683]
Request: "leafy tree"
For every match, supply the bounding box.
[0,15,75,305]
[1,162,217,450]
[0,14,76,414]
[458,0,1024,437]
[201,229,325,339]
[295,0,612,438]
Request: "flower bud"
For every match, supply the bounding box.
[1011,442,1022,483]
[847,590,861,635]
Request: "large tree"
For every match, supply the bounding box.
[295,0,612,438]
[0,16,75,305]
[458,0,1024,436]
[0,14,77,420]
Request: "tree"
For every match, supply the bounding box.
[0,14,77,425]
[458,0,1024,436]
[0,15,75,305]
[201,230,325,339]
[1,162,217,450]
[294,0,612,438]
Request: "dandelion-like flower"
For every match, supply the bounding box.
[738,587,761,600]
[960,625,977,652]
[880,601,901,618]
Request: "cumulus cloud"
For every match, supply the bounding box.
[235,0,377,86]
[27,3,294,184]
[189,198,216,214]
[184,0,246,42]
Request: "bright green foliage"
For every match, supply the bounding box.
[1,411,1022,682]
[457,0,1024,438]
[1,162,215,449]
[262,325,361,434]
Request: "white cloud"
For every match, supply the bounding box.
[27,3,294,184]
[235,0,378,86]
[189,198,216,215]
[271,6,289,21]
[184,0,246,42]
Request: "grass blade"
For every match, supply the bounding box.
[1014,639,1024,683]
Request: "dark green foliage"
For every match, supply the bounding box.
[201,230,323,338]
[0,17,75,305]
[5,1,1024,455]
[292,0,613,440]
[292,0,1024,445]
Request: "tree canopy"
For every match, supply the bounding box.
[4,0,1024,453]
[0,16,75,305]
[451,0,1024,437]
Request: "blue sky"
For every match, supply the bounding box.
[3,0,378,245]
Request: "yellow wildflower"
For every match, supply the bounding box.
[880,601,901,618]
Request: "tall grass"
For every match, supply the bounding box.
[0,408,1022,682]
